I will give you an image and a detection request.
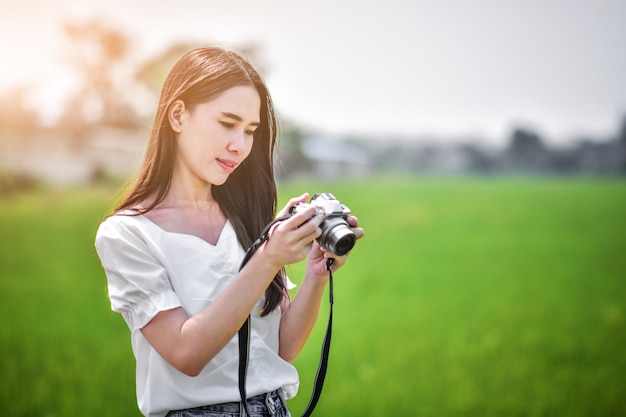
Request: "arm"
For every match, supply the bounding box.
[141,204,322,377]
[278,259,328,362]
[278,215,364,362]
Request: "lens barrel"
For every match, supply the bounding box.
[318,217,356,256]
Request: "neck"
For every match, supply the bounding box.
[164,174,216,210]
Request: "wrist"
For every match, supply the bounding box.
[304,268,330,284]
[246,248,283,282]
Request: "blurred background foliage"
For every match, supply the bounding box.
[1,18,625,194]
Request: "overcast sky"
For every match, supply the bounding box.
[1,0,625,145]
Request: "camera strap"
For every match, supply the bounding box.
[237,216,334,417]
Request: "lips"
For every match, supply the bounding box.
[216,158,239,173]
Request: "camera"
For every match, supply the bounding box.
[290,193,357,256]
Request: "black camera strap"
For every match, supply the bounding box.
[237,217,334,417]
[301,258,334,417]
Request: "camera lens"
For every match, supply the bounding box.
[332,230,356,256]
[318,217,356,256]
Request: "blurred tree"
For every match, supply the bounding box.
[504,127,549,172]
[616,115,626,173]
[57,18,139,134]
[275,122,313,179]
[0,87,41,137]
[459,143,498,173]
[135,42,202,95]
[135,42,268,98]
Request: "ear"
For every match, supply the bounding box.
[168,100,187,133]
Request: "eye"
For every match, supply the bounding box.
[220,121,235,129]
[245,128,258,136]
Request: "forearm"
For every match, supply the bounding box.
[184,263,275,356]
[278,271,329,362]
[143,250,282,376]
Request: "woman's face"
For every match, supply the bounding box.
[170,85,261,187]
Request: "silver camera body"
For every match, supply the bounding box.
[290,193,356,256]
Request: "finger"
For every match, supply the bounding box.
[324,253,347,271]
[284,205,321,230]
[346,215,364,239]
[302,241,314,257]
[277,193,310,218]
[290,221,322,249]
[272,208,321,247]
[346,215,359,227]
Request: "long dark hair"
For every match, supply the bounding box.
[113,46,286,316]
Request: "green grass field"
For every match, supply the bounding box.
[1,177,625,416]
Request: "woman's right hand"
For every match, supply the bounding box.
[261,195,323,267]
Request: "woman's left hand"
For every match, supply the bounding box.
[306,215,364,278]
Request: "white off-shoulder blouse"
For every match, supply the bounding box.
[95,212,298,417]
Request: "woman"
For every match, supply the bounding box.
[95,46,363,417]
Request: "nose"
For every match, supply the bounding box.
[227,131,247,154]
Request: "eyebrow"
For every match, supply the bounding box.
[221,112,260,127]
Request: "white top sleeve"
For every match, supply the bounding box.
[95,215,182,331]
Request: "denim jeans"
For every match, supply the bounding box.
[165,390,291,417]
